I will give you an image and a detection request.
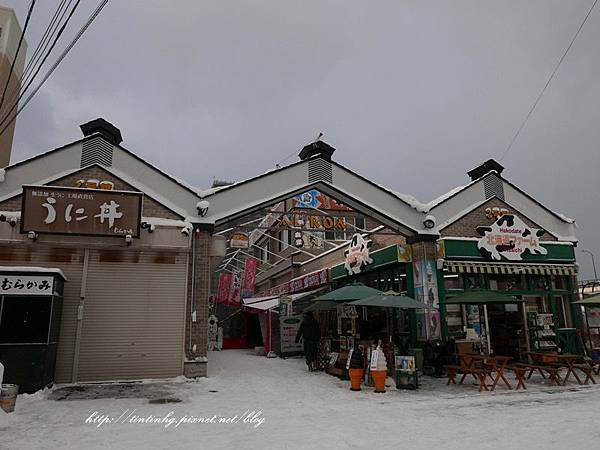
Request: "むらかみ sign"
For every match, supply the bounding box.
[21,185,143,237]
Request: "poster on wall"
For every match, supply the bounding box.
[398,244,413,263]
[280,316,303,353]
[413,259,441,339]
[588,308,600,328]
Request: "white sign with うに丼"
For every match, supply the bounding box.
[0,275,55,295]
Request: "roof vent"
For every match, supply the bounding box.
[467,159,504,181]
[298,140,336,161]
[80,118,123,145]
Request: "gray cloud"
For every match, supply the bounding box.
[3,0,599,278]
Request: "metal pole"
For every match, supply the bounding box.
[522,302,531,355]
[582,249,598,281]
[483,304,491,354]
[584,306,594,355]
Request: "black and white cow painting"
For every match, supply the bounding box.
[477,214,547,261]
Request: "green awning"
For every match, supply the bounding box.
[574,293,600,306]
[442,290,524,305]
[348,294,434,309]
[314,283,383,302]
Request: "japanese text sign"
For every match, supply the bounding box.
[0,275,54,295]
[21,185,142,237]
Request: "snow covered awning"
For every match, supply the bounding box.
[242,295,278,305]
[444,261,577,276]
[0,266,67,280]
[244,298,280,311]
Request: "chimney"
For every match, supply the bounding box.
[80,118,123,145]
[467,159,504,181]
[298,140,336,161]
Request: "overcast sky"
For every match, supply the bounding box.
[4,0,600,279]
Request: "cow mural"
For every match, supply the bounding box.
[477,214,547,261]
[344,233,373,275]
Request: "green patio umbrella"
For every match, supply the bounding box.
[574,293,600,305]
[441,290,524,305]
[313,283,383,302]
[348,293,435,309]
[304,300,339,312]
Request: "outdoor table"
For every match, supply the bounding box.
[458,354,513,391]
[527,352,584,385]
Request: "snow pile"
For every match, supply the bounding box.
[390,190,429,212]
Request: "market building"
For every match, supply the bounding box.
[0,120,581,391]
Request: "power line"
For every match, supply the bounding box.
[0,0,109,139]
[0,0,35,113]
[499,0,598,161]
[0,0,84,133]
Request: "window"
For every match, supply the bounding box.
[0,297,52,344]
[324,216,366,241]
[278,230,289,252]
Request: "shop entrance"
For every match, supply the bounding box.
[245,313,264,349]
[487,303,526,360]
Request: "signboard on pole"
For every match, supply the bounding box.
[280,315,303,353]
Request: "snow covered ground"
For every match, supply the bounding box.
[2,350,600,449]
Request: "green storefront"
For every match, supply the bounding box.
[328,238,582,357]
[439,238,581,356]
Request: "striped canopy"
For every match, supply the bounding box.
[444,261,577,276]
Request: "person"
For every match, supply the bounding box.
[295,311,321,371]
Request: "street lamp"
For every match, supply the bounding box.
[582,249,598,280]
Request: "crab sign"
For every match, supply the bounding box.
[477,214,547,261]
[344,233,373,275]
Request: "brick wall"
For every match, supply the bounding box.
[185,229,211,360]
[0,165,181,220]
[440,197,557,241]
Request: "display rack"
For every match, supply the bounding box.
[528,312,558,352]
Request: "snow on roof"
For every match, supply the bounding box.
[0,166,85,203]
[141,217,192,228]
[0,266,67,280]
[424,184,467,211]
[196,185,232,198]
[551,210,576,224]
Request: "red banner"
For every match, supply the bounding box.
[263,268,329,296]
[243,258,259,293]
[216,273,232,304]
[229,271,243,305]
